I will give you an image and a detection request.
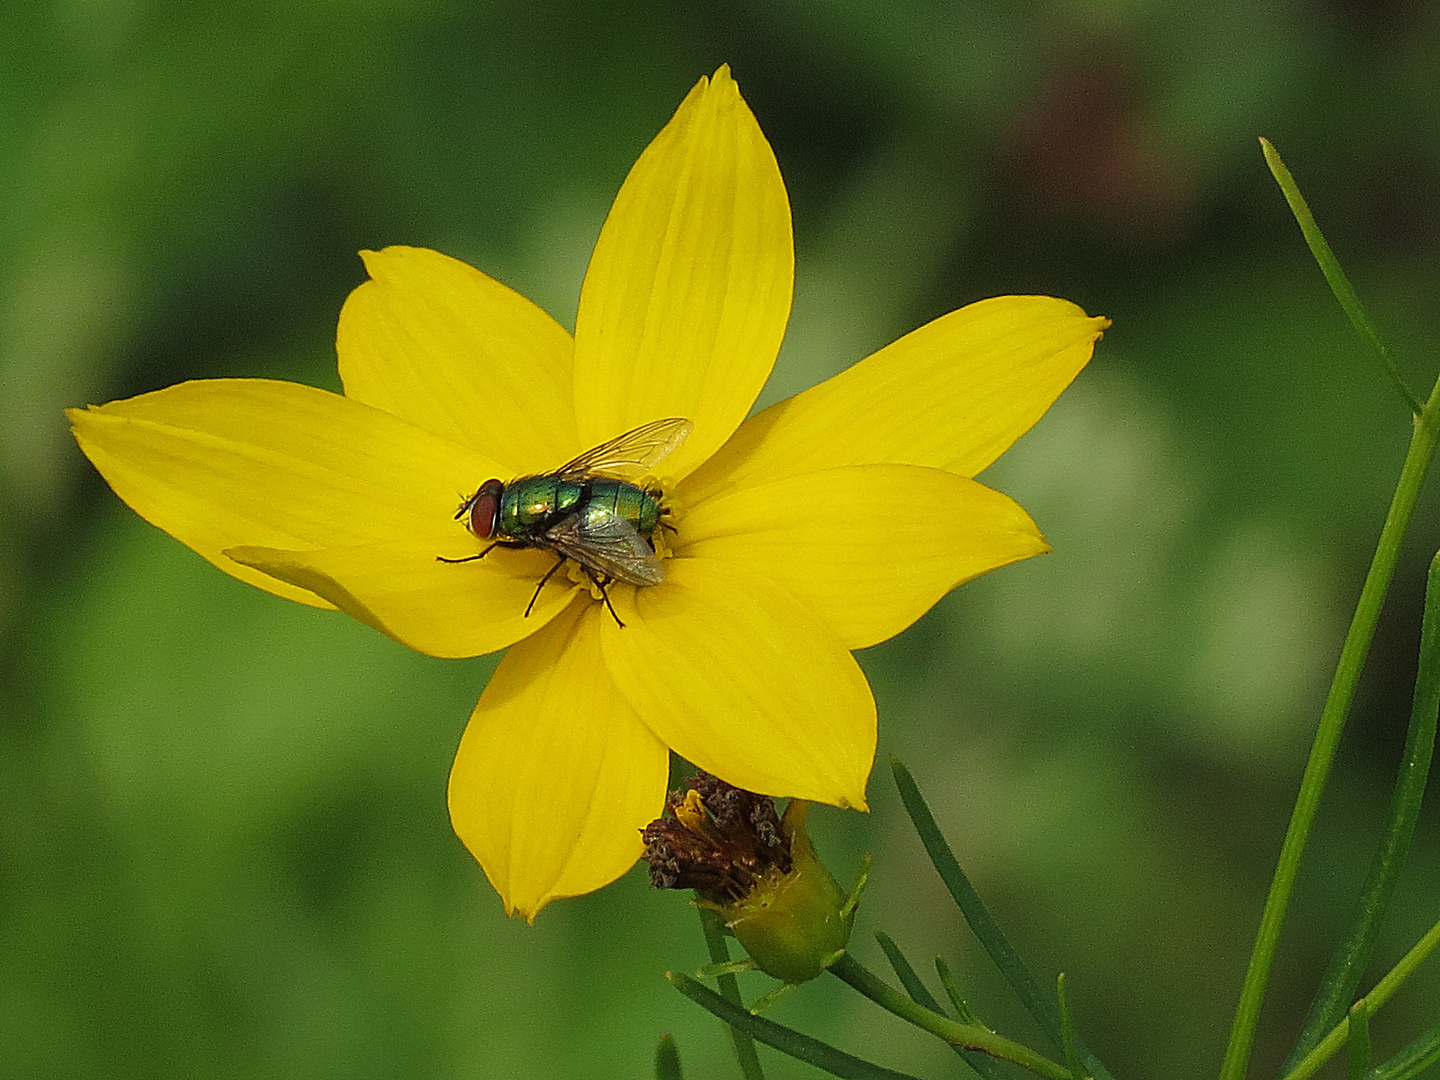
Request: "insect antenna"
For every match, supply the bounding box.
[437,543,498,565]
[524,555,569,617]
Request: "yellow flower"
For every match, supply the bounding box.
[68,66,1107,919]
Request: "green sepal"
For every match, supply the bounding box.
[718,801,854,984]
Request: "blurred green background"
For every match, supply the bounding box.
[4,1,1440,1078]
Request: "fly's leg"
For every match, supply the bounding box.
[437,542,498,565]
[524,555,569,617]
[587,570,626,628]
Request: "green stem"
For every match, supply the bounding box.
[1224,139,1440,1080]
[1219,383,1440,1080]
[1259,138,1422,414]
[873,931,1007,1080]
[1368,1017,1440,1080]
[667,972,926,1080]
[891,758,1116,1080]
[1284,548,1440,1068]
[1346,1000,1371,1080]
[827,953,1073,1080]
[1278,914,1440,1080]
[699,907,766,1080]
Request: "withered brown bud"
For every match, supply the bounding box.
[641,774,792,901]
[642,773,854,983]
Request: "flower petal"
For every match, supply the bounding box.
[226,541,581,659]
[680,296,1108,504]
[679,464,1048,650]
[448,602,669,919]
[572,66,793,482]
[68,379,505,606]
[601,557,874,809]
[338,246,580,474]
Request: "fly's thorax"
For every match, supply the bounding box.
[498,476,584,538]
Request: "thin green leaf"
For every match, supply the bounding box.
[873,931,1007,1080]
[667,972,927,1080]
[1368,1018,1440,1080]
[842,854,872,921]
[1284,549,1440,1069]
[828,954,1072,1080]
[655,1033,684,1080]
[890,757,1116,1080]
[935,957,982,1026]
[1347,1000,1371,1080]
[1280,915,1440,1080]
[1219,377,1440,1080]
[699,907,767,1080]
[698,959,760,979]
[1057,975,1085,1080]
[1258,137,1421,414]
[874,931,944,1012]
[747,981,797,1016]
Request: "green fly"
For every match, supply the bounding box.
[438,417,692,625]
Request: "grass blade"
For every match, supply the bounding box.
[890,757,1116,1080]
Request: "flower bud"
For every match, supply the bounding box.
[642,774,854,983]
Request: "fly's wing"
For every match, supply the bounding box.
[543,508,665,587]
[554,417,693,481]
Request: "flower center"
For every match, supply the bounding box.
[641,773,792,902]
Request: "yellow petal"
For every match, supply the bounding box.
[68,379,505,607]
[572,66,793,482]
[226,540,581,659]
[448,602,669,919]
[679,464,1049,650]
[601,557,874,809]
[681,296,1109,504]
[338,246,580,474]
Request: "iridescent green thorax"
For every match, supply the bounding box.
[497,475,660,542]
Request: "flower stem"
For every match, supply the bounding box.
[890,757,1116,1080]
[1278,914,1440,1080]
[827,953,1074,1080]
[1368,1017,1440,1080]
[1346,1000,1371,1080]
[667,971,925,1080]
[1219,381,1440,1080]
[698,907,766,1080]
[872,931,1007,1080]
[1284,547,1440,1069]
[1259,137,1422,414]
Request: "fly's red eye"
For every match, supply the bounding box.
[466,479,503,540]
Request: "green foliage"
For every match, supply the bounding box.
[655,1033,684,1080]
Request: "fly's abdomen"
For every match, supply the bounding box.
[587,479,661,538]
